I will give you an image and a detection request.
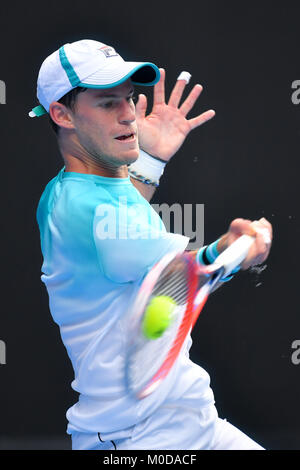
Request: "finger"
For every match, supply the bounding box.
[153,68,165,106]
[135,94,147,120]
[187,109,216,131]
[249,231,271,267]
[168,72,192,108]
[231,218,272,241]
[168,80,187,108]
[253,222,272,245]
[251,220,272,245]
[177,71,192,83]
[242,223,272,269]
[229,218,257,237]
[258,217,273,238]
[254,231,269,262]
[179,84,203,116]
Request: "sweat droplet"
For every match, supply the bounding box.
[249,265,267,288]
[250,265,267,275]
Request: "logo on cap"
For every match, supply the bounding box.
[100,46,119,58]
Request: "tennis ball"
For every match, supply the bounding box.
[142,295,177,340]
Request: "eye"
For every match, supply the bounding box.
[101,101,114,109]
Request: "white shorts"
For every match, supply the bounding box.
[210,418,264,450]
[71,403,264,450]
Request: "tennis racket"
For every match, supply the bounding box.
[125,234,255,400]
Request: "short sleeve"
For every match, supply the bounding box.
[93,197,190,284]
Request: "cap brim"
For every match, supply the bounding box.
[29,62,160,118]
[78,62,160,89]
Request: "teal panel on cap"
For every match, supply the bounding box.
[59,46,81,87]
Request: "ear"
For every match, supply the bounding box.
[49,102,75,131]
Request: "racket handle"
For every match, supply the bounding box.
[213,234,255,277]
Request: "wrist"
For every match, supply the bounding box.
[196,237,240,282]
[128,149,166,187]
[217,234,229,254]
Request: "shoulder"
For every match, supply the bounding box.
[56,176,113,218]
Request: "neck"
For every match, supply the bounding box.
[63,155,129,178]
[58,135,129,178]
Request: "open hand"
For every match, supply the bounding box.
[135,68,215,161]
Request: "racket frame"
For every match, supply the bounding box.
[125,234,255,399]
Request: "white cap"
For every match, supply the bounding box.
[29,39,160,117]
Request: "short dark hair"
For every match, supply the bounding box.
[48,87,88,134]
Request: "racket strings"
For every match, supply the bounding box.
[127,253,199,397]
[151,260,189,305]
[145,258,199,382]
[128,307,184,391]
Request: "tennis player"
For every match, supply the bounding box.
[31,39,272,450]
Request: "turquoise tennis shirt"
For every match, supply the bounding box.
[36,168,214,435]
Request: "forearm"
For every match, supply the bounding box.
[191,235,240,293]
[216,233,230,253]
[188,234,228,261]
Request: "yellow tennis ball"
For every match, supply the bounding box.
[142,295,177,340]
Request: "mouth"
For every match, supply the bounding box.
[115,133,136,141]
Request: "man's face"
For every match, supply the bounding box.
[70,79,139,168]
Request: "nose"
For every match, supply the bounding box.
[118,99,135,125]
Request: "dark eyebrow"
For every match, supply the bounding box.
[95,89,135,99]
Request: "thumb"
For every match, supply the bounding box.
[135,94,147,120]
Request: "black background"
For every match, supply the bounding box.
[0,0,299,450]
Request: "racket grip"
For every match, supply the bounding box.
[213,234,255,277]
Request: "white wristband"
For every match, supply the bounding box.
[128,149,166,185]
